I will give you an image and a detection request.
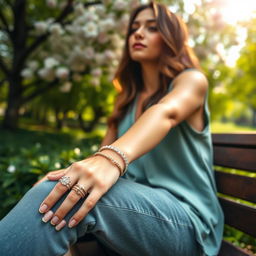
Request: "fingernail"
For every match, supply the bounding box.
[68,219,77,228]
[55,220,66,231]
[51,216,59,225]
[39,204,48,213]
[42,211,54,223]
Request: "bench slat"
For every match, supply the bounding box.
[219,197,256,237]
[218,240,253,256]
[212,133,256,147]
[215,171,256,203]
[213,146,256,172]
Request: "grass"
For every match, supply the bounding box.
[211,121,256,133]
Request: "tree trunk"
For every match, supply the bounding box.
[2,77,23,130]
[55,108,63,130]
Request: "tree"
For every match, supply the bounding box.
[228,19,256,126]
[0,0,139,129]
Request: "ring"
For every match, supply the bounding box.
[59,176,72,190]
[72,184,87,198]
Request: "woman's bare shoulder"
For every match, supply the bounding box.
[172,69,208,93]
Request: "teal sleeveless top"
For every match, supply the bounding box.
[117,73,224,256]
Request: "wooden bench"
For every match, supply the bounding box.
[213,133,256,256]
[72,133,256,256]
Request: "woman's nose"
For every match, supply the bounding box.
[134,27,144,39]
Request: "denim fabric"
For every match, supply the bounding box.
[0,178,200,256]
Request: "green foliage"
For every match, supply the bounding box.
[228,19,256,110]
[224,226,256,254]
[0,128,102,219]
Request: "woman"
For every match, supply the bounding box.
[0,2,224,256]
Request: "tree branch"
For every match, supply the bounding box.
[0,56,10,76]
[21,0,102,65]
[21,0,74,63]
[0,8,11,36]
[0,78,7,88]
[21,78,59,104]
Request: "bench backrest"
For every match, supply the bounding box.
[212,133,256,256]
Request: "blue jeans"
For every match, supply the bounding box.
[0,178,200,256]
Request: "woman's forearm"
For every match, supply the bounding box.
[111,103,173,163]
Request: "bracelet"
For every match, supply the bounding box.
[99,145,128,174]
[94,152,123,176]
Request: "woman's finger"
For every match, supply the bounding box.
[68,189,104,228]
[47,169,67,180]
[33,169,66,187]
[39,170,78,214]
[48,182,91,226]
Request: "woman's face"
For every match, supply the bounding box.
[128,8,164,64]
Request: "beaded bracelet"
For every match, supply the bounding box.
[99,145,128,175]
[94,152,123,176]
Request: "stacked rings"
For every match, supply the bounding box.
[72,184,87,198]
[59,176,72,190]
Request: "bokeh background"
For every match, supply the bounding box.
[0,0,255,253]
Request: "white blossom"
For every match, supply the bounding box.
[59,82,72,93]
[46,0,57,8]
[130,0,141,9]
[113,0,128,11]
[28,61,39,71]
[95,53,105,65]
[7,165,16,173]
[44,57,59,69]
[32,1,132,82]
[21,68,33,78]
[119,13,130,31]
[110,34,124,48]
[74,147,81,155]
[34,21,48,34]
[97,32,109,44]
[82,22,98,38]
[90,144,98,152]
[39,155,49,162]
[84,47,95,60]
[91,77,100,87]
[74,3,85,16]
[99,18,115,32]
[49,23,64,36]
[104,49,115,60]
[54,162,61,169]
[95,5,106,16]
[38,68,55,81]
[91,68,102,77]
[56,67,69,80]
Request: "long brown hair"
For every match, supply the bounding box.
[108,1,200,130]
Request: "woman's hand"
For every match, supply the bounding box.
[33,169,67,187]
[38,155,121,231]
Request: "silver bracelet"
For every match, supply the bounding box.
[99,145,129,175]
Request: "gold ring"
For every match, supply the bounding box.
[72,184,87,198]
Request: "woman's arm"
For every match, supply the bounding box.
[111,70,208,162]
[38,70,208,230]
